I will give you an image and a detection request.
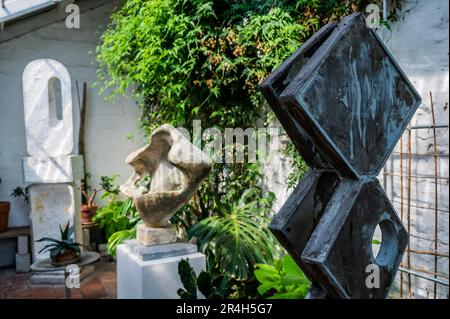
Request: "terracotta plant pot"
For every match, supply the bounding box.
[51,248,80,267]
[81,205,98,224]
[0,201,10,233]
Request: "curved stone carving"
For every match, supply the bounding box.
[120,124,212,228]
[22,59,74,158]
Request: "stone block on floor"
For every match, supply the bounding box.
[17,235,29,255]
[15,253,31,273]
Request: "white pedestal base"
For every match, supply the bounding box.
[117,240,206,299]
[29,265,94,285]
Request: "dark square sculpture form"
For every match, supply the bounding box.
[260,13,421,298]
[301,179,408,299]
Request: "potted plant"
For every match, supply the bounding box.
[80,173,101,224]
[37,222,83,266]
[0,178,11,233]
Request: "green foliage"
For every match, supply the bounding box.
[96,0,385,132]
[284,142,309,189]
[95,0,384,201]
[94,197,140,255]
[97,0,321,133]
[177,259,199,299]
[11,186,29,203]
[99,175,121,198]
[36,222,83,259]
[254,254,310,299]
[94,175,141,255]
[188,187,278,280]
[197,270,231,299]
[177,259,231,299]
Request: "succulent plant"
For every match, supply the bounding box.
[37,222,83,263]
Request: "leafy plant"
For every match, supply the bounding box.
[177,259,231,299]
[93,175,141,255]
[36,222,83,259]
[80,172,101,207]
[254,254,310,299]
[284,142,309,189]
[177,259,198,299]
[188,187,278,280]
[94,197,140,255]
[99,175,121,198]
[11,186,29,203]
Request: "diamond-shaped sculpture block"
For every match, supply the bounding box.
[272,13,421,178]
[301,179,408,299]
[260,23,336,169]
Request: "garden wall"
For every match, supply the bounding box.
[383,0,449,299]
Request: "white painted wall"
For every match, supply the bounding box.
[382,0,449,299]
[0,1,143,265]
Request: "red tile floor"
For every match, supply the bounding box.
[0,261,117,299]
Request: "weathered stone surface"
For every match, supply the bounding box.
[136,224,177,246]
[17,235,29,255]
[23,155,84,184]
[22,59,74,158]
[121,124,212,229]
[15,253,31,273]
[29,266,94,285]
[125,240,198,261]
[29,184,82,260]
[22,59,83,263]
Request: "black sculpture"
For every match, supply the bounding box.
[260,13,421,298]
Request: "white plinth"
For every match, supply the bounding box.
[117,240,206,299]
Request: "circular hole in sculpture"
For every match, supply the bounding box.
[372,224,382,257]
[371,219,398,266]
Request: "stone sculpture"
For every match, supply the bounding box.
[121,124,212,245]
[260,13,421,298]
[22,59,83,262]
